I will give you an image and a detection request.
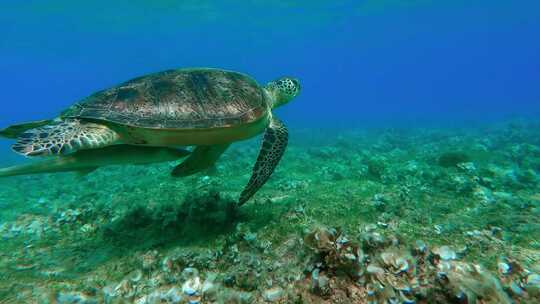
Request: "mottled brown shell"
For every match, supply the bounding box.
[62,68,269,129]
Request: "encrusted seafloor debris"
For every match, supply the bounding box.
[296,226,540,304]
[3,221,540,303]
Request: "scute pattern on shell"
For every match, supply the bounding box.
[62,68,268,129]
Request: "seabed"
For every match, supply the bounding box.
[0,121,539,303]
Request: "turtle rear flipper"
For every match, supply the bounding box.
[239,117,288,205]
[12,119,120,157]
[171,144,229,177]
[0,120,54,139]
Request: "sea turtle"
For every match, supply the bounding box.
[0,68,300,205]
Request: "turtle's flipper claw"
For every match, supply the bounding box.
[239,117,288,205]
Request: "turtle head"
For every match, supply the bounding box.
[265,77,301,109]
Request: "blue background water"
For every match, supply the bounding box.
[0,0,539,150]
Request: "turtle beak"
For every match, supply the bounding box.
[292,78,301,95]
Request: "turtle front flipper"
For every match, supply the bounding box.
[171,144,229,177]
[12,119,120,157]
[0,120,54,139]
[239,117,288,205]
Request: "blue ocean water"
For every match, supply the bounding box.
[2,2,540,302]
[1,0,539,134]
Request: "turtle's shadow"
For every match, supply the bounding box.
[33,190,280,277]
[102,189,240,249]
[63,190,249,274]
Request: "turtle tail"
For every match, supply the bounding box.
[11,119,120,157]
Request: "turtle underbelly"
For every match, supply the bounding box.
[117,114,270,146]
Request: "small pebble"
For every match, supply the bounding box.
[262,287,284,302]
[498,262,511,275]
[527,273,540,286]
[433,246,457,261]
